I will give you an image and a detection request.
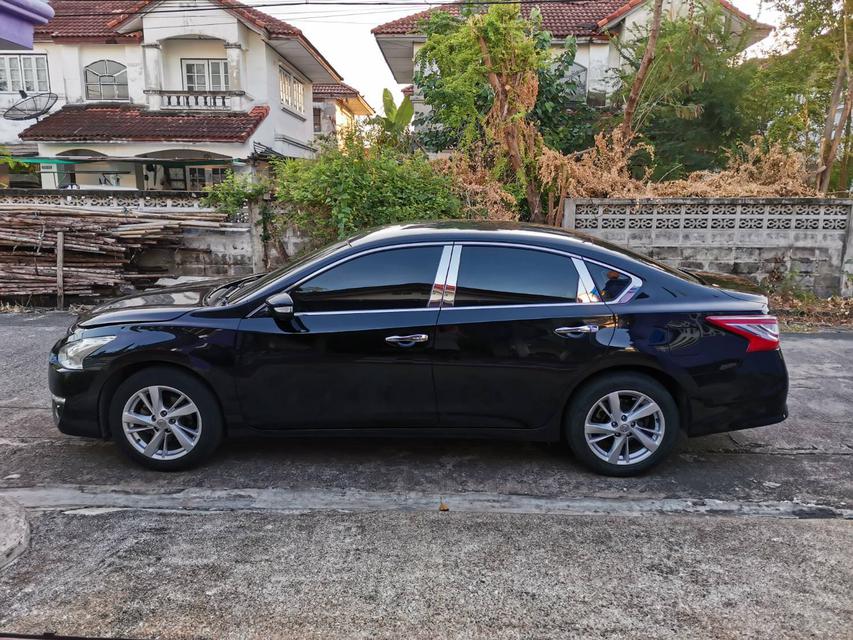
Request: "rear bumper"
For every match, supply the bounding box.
[685,349,789,437]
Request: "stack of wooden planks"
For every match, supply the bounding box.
[0,204,231,298]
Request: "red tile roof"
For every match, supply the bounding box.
[20,104,270,143]
[36,0,302,41]
[36,1,142,41]
[372,0,627,37]
[401,85,414,96]
[312,82,362,99]
[373,0,771,37]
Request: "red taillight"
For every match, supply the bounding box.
[705,315,780,352]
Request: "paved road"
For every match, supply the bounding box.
[0,312,851,639]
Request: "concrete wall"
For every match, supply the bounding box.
[563,198,853,297]
[137,226,255,278]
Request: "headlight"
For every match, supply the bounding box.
[57,336,116,370]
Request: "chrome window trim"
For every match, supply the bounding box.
[573,257,596,301]
[442,244,462,306]
[429,245,453,308]
[294,307,441,317]
[435,301,611,312]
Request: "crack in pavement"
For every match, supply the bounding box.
[2,485,850,520]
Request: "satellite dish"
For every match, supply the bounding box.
[3,92,58,121]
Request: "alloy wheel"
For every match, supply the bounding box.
[584,390,666,466]
[121,385,203,460]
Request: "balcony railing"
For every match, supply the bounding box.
[145,90,245,110]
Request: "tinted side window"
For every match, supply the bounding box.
[291,246,443,312]
[454,246,579,307]
[585,262,632,302]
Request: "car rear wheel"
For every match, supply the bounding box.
[566,373,679,476]
[109,367,223,471]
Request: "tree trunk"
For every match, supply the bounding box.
[478,34,543,222]
[619,0,665,139]
[840,115,852,195]
[817,12,851,194]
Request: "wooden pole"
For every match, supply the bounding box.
[56,230,64,310]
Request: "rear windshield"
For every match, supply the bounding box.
[582,236,700,283]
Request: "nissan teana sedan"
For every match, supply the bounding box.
[49,222,788,476]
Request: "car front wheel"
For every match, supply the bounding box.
[566,373,679,476]
[109,367,223,471]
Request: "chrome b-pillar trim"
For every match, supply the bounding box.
[428,245,453,308]
[573,257,598,302]
[442,244,462,306]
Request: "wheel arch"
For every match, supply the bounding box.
[97,360,227,438]
[560,364,691,436]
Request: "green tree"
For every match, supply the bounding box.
[771,0,851,193]
[612,4,765,178]
[413,6,599,156]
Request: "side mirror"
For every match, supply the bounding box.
[266,292,295,319]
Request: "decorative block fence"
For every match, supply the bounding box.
[563,198,853,297]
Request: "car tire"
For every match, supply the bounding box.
[109,367,223,471]
[565,373,679,477]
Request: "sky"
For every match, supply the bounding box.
[256,0,786,116]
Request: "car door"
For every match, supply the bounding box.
[235,244,450,429]
[433,243,616,430]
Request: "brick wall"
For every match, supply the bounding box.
[563,198,853,297]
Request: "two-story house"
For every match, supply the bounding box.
[373,0,772,119]
[0,0,360,190]
[312,82,374,139]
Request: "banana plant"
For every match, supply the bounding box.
[372,88,415,142]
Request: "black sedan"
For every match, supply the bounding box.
[49,222,788,476]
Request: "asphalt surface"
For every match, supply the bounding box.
[0,311,851,639]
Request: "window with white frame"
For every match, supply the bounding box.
[278,67,304,114]
[0,55,49,93]
[84,60,128,100]
[182,59,229,92]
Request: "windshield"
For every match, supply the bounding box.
[223,240,348,304]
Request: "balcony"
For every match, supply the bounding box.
[145,89,246,111]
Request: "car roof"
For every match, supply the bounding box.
[346,221,647,269]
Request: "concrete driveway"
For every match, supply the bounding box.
[0,312,850,639]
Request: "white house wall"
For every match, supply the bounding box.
[141,1,242,45]
[2,1,318,157]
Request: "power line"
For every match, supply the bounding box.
[50,0,580,19]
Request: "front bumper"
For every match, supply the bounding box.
[48,357,106,438]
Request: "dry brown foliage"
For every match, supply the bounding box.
[537,133,816,203]
[771,293,853,330]
[651,138,817,197]
[538,129,652,215]
[434,151,519,221]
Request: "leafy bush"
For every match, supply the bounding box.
[202,171,269,220]
[273,127,465,243]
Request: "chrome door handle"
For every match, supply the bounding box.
[555,325,599,337]
[385,333,429,347]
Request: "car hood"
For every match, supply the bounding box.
[76,277,242,328]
